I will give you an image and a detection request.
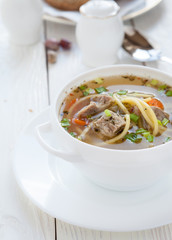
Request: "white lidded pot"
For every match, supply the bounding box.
[76,1,124,67]
[0,0,42,45]
[35,65,172,191]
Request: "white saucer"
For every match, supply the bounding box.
[43,0,162,25]
[13,108,172,232]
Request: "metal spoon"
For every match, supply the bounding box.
[123,27,172,64]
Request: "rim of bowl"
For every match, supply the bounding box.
[53,64,172,154]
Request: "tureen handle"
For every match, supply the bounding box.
[35,122,81,162]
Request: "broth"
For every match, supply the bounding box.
[59,75,172,150]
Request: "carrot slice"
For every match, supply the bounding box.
[146,98,164,110]
[73,118,87,126]
[68,99,77,109]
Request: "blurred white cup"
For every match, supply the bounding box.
[76,0,124,67]
[0,0,43,45]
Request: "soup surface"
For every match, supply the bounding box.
[59,75,172,150]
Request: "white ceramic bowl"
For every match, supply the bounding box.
[36,65,172,191]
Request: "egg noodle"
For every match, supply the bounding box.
[112,94,129,114]
[119,96,159,136]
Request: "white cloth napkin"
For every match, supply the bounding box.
[43,0,145,24]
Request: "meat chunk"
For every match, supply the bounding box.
[151,106,169,121]
[93,110,126,139]
[141,117,151,131]
[132,105,169,130]
[132,105,140,116]
[132,105,151,130]
[109,105,119,113]
[77,95,113,118]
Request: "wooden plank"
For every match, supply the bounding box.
[0,21,55,239]
[55,221,172,240]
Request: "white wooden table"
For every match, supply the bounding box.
[0,0,172,239]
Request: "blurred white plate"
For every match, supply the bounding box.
[43,0,162,25]
[13,107,172,231]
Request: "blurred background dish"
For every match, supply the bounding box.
[45,0,89,11]
[43,0,162,25]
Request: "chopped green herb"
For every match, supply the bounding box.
[83,88,95,96]
[61,118,70,127]
[108,92,113,97]
[95,87,107,94]
[165,137,171,142]
[146,134,154,143]
[158,84,167,90]
[142,132,150,138]
[142,131,154,142]
[83,91,89,96]
[162,118,169,126]
[79,85,87,90]
[166,90,172,97]
[94,77,103,84]
[150,79,159,86]
[104,109,111,117]
[124,133,142,143]
[70,132,77,137]
[117,90,127,95]
[89,88,95,94]
[157,120,162,126]
[130,113,139,123]
[136,128,148,134]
